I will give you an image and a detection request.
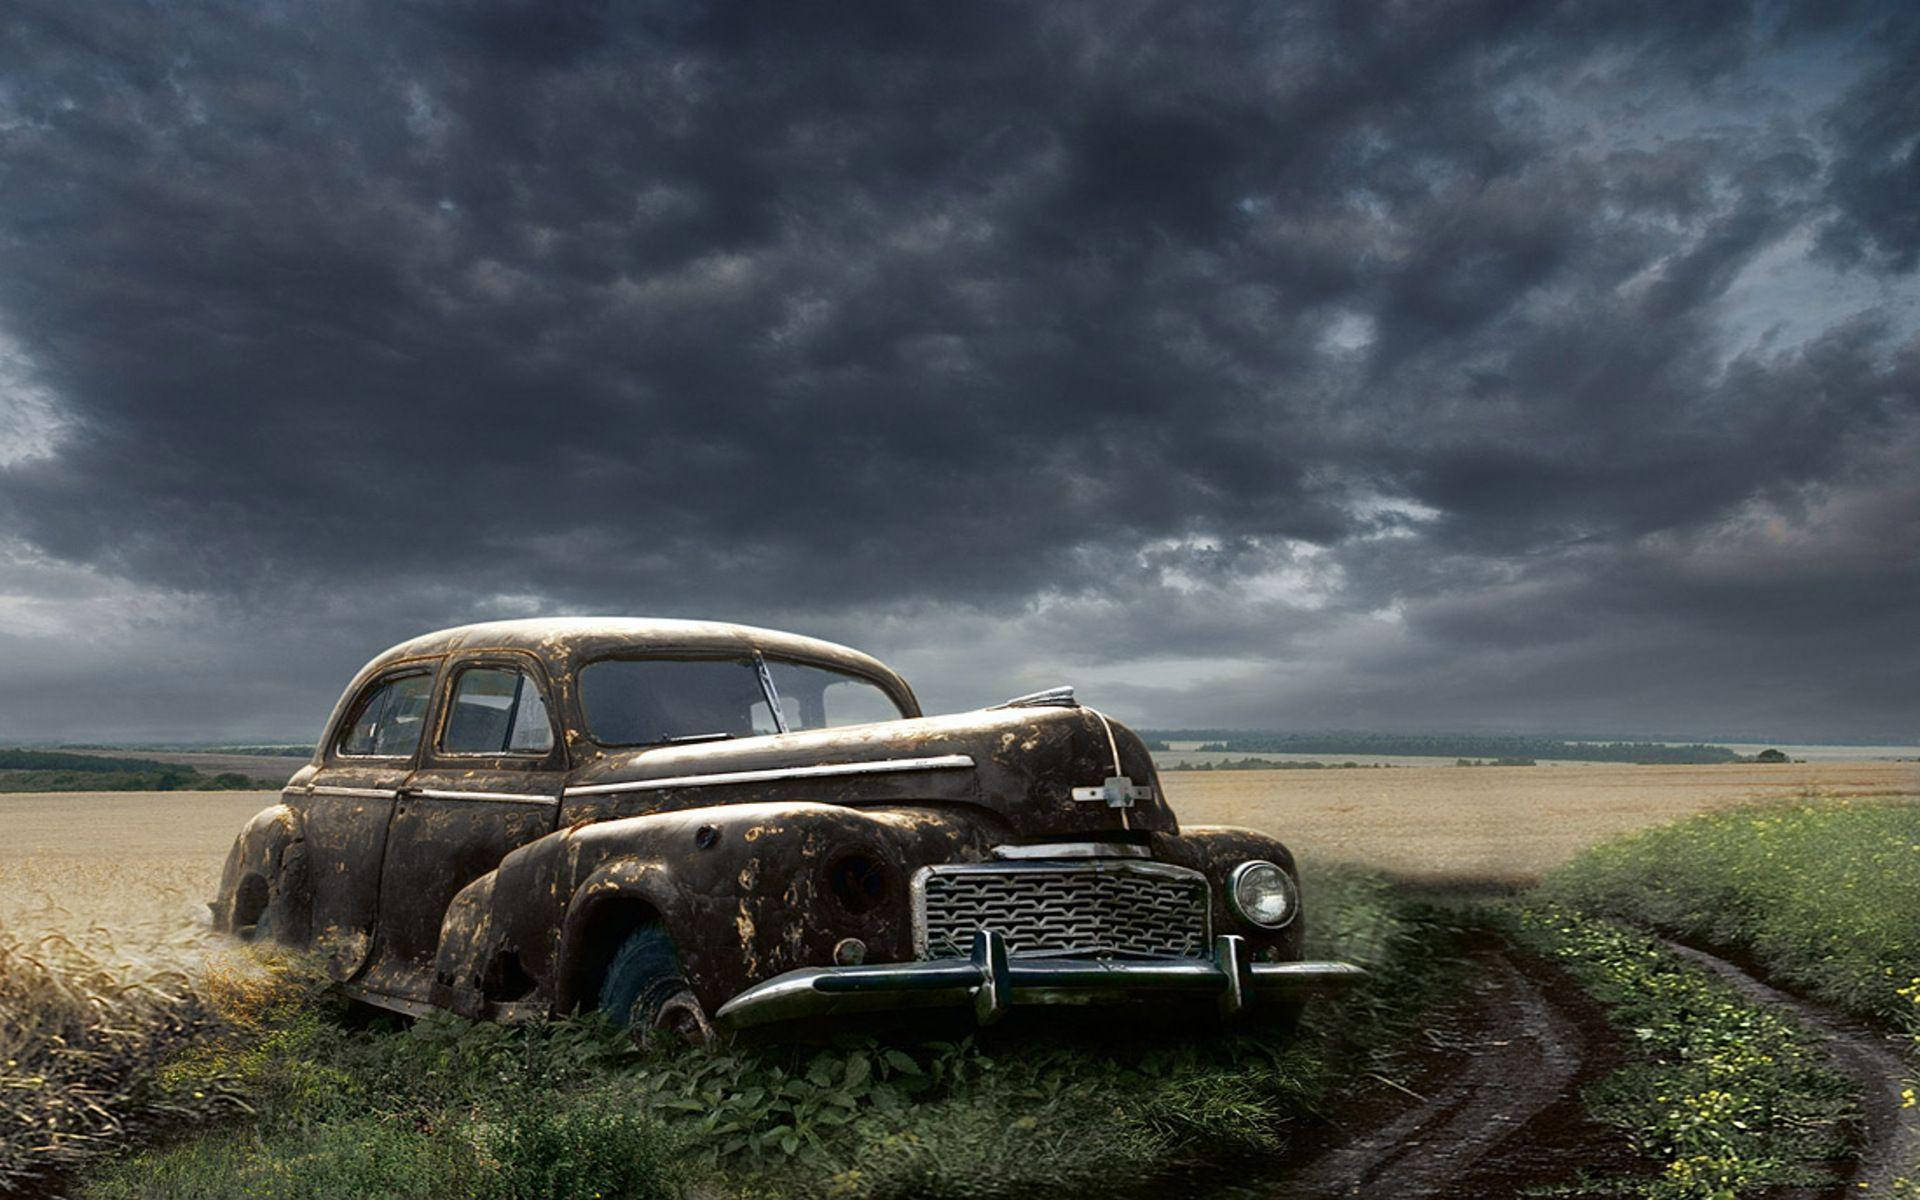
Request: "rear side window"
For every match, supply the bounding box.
[339,673,434,758]
[443,667,555,755]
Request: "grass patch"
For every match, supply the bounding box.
[1525,793,1920,1198]
[1506,905,1860,1198]
[78,865,1448,1199]
[1540,794,1920,1030]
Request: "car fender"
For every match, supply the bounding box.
[212,803,311,944]
[432,801,993,1018]
[1149,824,1306,960]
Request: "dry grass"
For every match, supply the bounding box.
[1164,759,1920,883]
[0,792,276,1191]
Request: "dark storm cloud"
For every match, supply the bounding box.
[0,0,1915,741]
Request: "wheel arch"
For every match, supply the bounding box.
[553,859,681,1015]
[213,803,309,941]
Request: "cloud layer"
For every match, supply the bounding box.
[0,0,1915,742]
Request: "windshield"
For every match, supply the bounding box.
[577,655,906,747]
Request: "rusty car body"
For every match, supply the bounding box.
[213,618,1362,1038]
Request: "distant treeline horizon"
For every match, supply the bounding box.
[54,743,314,757]
[0,748,265,792]
[1140,732,1748,765]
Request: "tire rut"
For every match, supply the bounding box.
[1254,947,1585,1199]
[1203,935,1915,1199]
[1658,939,1920,1195]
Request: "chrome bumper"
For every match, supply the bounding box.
[713,930,1367,1030]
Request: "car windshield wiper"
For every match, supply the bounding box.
[664,731,736,745]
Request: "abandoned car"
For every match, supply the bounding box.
[214,618,1363,1040]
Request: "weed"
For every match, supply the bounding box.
[1508,906,1859,1199]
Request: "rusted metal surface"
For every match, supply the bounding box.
[214,618,1346,1030]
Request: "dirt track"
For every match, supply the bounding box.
[1226,938,1917,1199]
[1661,940,1920,1195]
[1266,946,1589,1198]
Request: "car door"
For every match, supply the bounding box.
[356,651,567,1004]
[299,659,440,982]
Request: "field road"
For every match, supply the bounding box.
[1209,937,1917,1200]
[1662,939,1920,1195]
[1163,759,1920,883]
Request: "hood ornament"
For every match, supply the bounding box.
[1072,775,1154,808]
[991,685,1078,709]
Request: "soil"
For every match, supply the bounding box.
[1208,936,1916,1199]
[1205,938,1642,1199]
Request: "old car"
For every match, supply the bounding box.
[214,618,1362,1041]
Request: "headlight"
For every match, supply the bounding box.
[1228,860,1298,928]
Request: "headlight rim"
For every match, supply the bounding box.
[1227,859,1299,929]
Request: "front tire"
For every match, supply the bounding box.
[597,925,714,1048]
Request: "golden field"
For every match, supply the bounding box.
[0,790,271,1188]
[1163,759,1920,883]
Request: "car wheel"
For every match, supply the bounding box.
[597,925,713,1048]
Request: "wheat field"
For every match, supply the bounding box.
[1163,758,1920,882]
[0,791,272,1190]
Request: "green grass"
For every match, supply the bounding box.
[1526,794,1920,1199]
[1506,906,1861,1199]
[79,866,1447,1200]
[1541,795,1920,1030]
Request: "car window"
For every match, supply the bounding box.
[765,659,904,730]
[577,656,907,746]
[578,658,773,747]
[443,666,555,755]
[339,673,434,758]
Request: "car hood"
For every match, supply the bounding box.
[559,704,1176,840]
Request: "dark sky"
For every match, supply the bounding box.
[1,1,1916,744]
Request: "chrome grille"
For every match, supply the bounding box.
[913,861,1211,960]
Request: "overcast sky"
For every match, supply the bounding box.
[1,1,1916,745]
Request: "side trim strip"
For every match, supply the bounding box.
[311,785,400,799]
[414,788,558,805]
[564,753,975,798]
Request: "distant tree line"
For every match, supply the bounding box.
[55,743,313,757]
[1142,732,1742,765]
[0,748,261,792]
[1167,757,1390,772]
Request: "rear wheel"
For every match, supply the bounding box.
[597,925,714,1048]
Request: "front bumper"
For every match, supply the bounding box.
[713,929,1367,1030]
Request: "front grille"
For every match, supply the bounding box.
[914,861,1211,960]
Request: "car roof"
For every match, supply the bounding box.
[359,617,919,713]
